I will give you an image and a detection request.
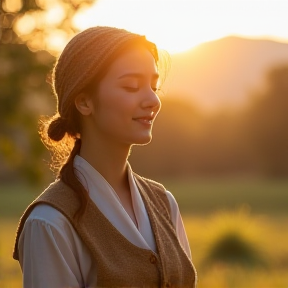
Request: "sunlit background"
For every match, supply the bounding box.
[1,0,288,287]
[73,0,288,53]
[9,0,288,53]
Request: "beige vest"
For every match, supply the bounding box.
[14,173,197,287]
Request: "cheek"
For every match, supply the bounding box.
[96,94,135,128]
[103,90,136,112]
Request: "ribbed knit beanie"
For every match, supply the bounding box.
[53,26,158,117]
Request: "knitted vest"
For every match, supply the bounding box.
[13,174,197,287]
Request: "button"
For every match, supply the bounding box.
[149,254,157,264]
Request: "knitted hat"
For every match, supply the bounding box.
[53,26,158,117]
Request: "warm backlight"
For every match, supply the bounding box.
[73,0,288,54]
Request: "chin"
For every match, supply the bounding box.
[133,134,153,146]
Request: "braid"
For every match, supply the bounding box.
[60,139,89,219]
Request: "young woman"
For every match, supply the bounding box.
[14,26,197,287]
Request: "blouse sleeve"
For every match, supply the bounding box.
[165,191,192,260]
[18,205,94,288]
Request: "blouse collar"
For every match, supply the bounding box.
[73,155,156,251]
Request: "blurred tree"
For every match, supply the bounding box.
[0,0,96,185]
[246,65,288,178]
[0,0,38,44]
[0,44,55,184]
[0,0,95,54]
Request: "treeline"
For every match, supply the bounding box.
[0,44,55,184]
[130,65,288,180]
[0,0,94,185]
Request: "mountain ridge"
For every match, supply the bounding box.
[163,36,288,111]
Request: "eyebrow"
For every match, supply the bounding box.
[117,72,159,80]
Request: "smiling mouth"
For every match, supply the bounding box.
[132,116,154,125]
[137,119,152,124]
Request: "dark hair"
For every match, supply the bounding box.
[39,27,166,220]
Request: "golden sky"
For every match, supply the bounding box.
[11,0,288,54]
[73,0,288,53]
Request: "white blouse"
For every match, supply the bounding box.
[18,155,191,288]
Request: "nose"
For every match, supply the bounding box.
[141,88,161,112]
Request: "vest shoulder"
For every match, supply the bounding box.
[37,179,75,202]
[36,179,80,220]
[133,173,171,217]
[133,173,166,193]
[13,179,78,260]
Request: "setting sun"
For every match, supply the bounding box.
[73,0,288,54]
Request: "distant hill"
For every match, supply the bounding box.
[162,36,288,111]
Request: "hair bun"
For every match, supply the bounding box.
[47,116,67,141]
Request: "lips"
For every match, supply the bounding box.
[135,118,152,124]
[132,115,154,125]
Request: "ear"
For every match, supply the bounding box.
[74,93,93,116]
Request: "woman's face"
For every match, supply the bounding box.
[88,45,161,146]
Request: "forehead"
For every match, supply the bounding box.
[105,45,158,79]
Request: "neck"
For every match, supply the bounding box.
[79,134,131,190]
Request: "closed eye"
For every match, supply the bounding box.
[123,87,139,92]
[123,86,159,93]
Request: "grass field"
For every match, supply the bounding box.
[164,177,288,216]
[0,179,288,287]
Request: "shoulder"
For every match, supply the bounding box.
[165,190,179,211]
[23,179,78,230]
[21,203,79,252]
[164,190,181,229]
[25,203,70,230]
[25,179,80,231]
[13,179,77,260]
[19,204,78,252]
[133,173,172,218]
[133,173,166,193]
[133,173,168,204]
[134,175,179,212]
[33,179,80,220]
[37,179,74,201]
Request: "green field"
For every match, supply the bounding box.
[1,178,288,217]
[164,178,288,215]
[1,179,288,287]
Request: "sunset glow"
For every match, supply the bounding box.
[73,0,288,53]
